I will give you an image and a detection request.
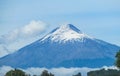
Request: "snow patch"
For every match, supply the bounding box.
[41,24,93,43]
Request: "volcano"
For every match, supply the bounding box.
[0,24,119,68]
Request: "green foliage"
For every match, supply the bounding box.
[115,50,120,69]
[87,68,120,76]
[5,68,26,76]
[49,73,54,76]
[73,72,81,76]
[40,70,54,76]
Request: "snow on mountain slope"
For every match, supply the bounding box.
[41,24,93,43]
[0,24,119,68]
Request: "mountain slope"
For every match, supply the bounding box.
[0,24,119,68]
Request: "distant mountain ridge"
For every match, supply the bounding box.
[0,24,119,68]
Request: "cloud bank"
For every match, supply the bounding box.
[0,66,118,76]
[0,20,48,57]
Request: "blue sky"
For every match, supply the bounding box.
[0,0,120,46]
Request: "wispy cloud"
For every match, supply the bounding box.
[0,20,47,43]
[0,20,48,57]
[21,20,47,38]
[0,45,9,57]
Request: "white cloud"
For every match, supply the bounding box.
[0,66,13,76]
[21,20,47,37]
[1,20,47,43]
[0,66,118,76]
[0,20,48,57]
[0,45,9,57]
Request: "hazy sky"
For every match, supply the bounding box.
[0,0,120,46]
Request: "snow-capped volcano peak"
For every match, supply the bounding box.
[58,24,82,33]
[41,24,93,42]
